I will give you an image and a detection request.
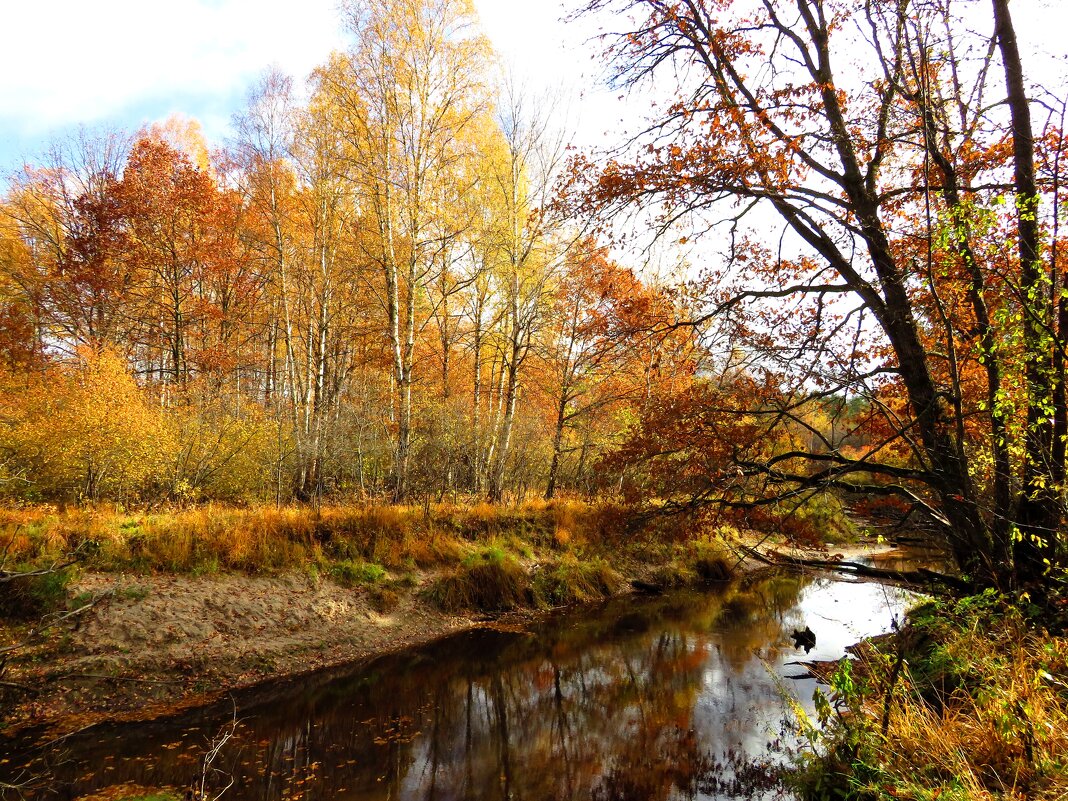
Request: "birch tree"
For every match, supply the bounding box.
[317,0,491,500]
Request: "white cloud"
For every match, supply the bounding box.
[1,0,1062,150]
[0,0,629,161]
[475,0,589,80]
[0,0,345,133]
[472,0,629,149]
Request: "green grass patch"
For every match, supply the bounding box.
[329,559,387,587]
[532,555,622,607]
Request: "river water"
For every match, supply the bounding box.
[3,554,927,800]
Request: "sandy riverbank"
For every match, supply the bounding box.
[3,570,480,737]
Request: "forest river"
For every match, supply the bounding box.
[2,552,939,800]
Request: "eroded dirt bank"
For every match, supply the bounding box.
[5,571,477,737]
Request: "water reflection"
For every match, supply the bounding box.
[2,566,922,801]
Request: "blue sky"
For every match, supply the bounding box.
[0,0,611,171]
[0,0,342,166]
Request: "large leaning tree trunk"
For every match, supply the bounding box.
[572,0,1067,590]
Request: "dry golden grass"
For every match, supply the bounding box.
[0,501,744,620]
[428,547,531,613]
[886,625,1068,800]
[0,500,676,575]
[808,594,1068,801]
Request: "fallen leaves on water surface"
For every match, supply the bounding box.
[72,782,178,800]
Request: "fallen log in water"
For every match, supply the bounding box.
[738,545,971,594]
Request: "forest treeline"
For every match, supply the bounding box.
[2,0,1067,595]
[0,0,704,506]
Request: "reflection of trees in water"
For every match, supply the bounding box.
[384,622,716,800]
[8,573,812,801]
[708,573,808,670]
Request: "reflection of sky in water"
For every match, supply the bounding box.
[3,558,933,801]
[793,577,918,662]
[687,576,923,793]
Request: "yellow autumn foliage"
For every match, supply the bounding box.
[167,389,285,502]
[0,347,173,501]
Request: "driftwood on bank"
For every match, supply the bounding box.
[738,545,971,593]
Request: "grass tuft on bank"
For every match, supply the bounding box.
[794,589,1068,801]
